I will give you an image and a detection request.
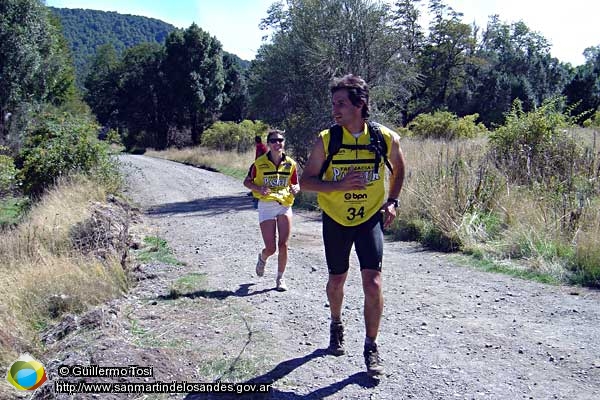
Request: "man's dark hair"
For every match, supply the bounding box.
[255,135,262,143]
[330,74,369,119]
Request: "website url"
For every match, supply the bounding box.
[54,380,272,395]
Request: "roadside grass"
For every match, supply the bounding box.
[396,135,600,288]
[133,236,185,266]
[167,272,207,299]
[450,254,562,285]
[128,316,192,349]
[145,147,252,180]
[0,176,129,371]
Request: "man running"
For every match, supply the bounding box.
[299,74,406,377]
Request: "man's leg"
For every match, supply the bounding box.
[327,272,347,355]
[355,212,385,376]
[361,269,383,340]
[361,269,385,376]
[322,212,352,355]
[327,272,348,322]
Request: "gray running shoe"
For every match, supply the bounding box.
[363,342,384,377]
[328,321,345,356]
[256,253,266,277]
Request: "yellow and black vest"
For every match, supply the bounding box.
[317,122,394,226]
[251,153,297,207]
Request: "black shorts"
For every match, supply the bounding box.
[322,211,383,275]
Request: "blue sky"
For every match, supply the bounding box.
[45,0,599,65]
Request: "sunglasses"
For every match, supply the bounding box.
[268,138,285,143]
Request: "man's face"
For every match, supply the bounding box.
[332,89,362,126]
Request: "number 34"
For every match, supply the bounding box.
[346,206,365,221]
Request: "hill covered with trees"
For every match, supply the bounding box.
[48,7,176,85]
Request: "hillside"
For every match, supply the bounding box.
[49,7,250,88]
[49,7,176,86]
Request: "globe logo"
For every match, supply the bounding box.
[6,354,47,391]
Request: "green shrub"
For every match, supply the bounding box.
[202,120,269,152]
[582,109,600,129]
[489,98,580,186]
[104,128,122,145]
[0,146,19,196]
[17,112,119,196]
[407,111,488,140]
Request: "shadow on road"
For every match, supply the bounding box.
[147,195,254,216]
[156,283,275,301]
[184,348,378,399]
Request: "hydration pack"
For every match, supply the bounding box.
[318,121,393,180]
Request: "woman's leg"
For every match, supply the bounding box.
[275,213,292,274]
[259,219,277,261]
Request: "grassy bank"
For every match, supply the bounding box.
[0,176,130,375]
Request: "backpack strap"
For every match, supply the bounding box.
[318,124,343,180]
[367,122,394,179]
[318,122,393,180]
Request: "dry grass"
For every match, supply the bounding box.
[396,133,600,285]
[146,147,254,179]
[0,176,128,367]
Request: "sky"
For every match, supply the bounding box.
[45,0,600,66]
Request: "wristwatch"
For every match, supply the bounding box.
[387,198,399,208]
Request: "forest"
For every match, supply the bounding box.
[39,0,600,159]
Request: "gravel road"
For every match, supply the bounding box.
[37,154,600,400]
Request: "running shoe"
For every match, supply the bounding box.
[256,253,266,277]
[276,277,287,291]
[328,321,345,356]
[364,342,384,377]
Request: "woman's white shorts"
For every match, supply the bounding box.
[257,200,292,223]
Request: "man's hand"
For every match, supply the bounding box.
[339,168,367,191]
[380,201,397,229]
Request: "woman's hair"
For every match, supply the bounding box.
[330,74,369,119]
[266,129,285,141]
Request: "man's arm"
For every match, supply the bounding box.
[387,133,405,200]
[380,132,406,228]
[299,136,368,193]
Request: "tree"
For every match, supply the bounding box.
[249,0,417,162]
[83,44,120,127]
[406,0,475,120]
[564,45,600,122]
[470,17,570,125]
[220,53,249,122]
[162,24,225,145]
[115,43,167,149]
[0,0,77,141]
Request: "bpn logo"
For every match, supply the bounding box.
[6,354,47,391]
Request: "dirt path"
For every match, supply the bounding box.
[38,155,600,400]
